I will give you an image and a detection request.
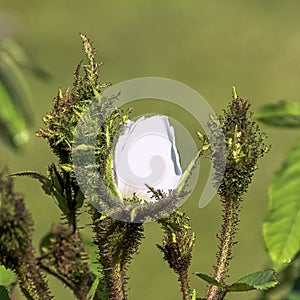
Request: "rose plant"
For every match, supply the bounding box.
[0,34,284,300]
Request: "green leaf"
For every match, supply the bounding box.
[0,80,29,148]
[263,140,300,269]
[227,282,254,292]
[0,37,48,149]
[0,48,32,124]
[195,273,224,288]
[87,277,99,300]
[0,266,16,287]
[0,37,49,79]
[257,101,300,127]
[0,286,10,300]
[227,270,278,292]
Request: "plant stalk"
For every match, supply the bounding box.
[206,197,239,300]
[178,269,191,300]
[19,246,51,300]
[103,262,127,300]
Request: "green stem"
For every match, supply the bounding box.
[206,198,239,300]
[92,216,127,300]
[64,172,77,232]
[178,269,191,300]
[102,262,126,300]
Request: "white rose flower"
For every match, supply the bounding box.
[113,115,182,202]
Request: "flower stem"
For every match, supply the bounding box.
[104,262,127,300]
[206,197,239,300]
[92,210,144,300]
[178,269,191,300]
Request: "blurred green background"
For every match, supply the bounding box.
[1,0,300,299]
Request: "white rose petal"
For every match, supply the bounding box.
[113,115,182,201]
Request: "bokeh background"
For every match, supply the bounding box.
[1,1,300,299]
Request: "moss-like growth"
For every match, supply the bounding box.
[158,211,195,300]
[0,168,51,300]
[39,225,94,299]
[206,89,269,300]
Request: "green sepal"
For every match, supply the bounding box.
[60,164,74,172]
[197,131,210,151]
[10,171,52,195]
[10,170,71,215]
[12,164,85,215]
[103,152,123,202]
[176,150,201,193]
[75,189,85,209]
